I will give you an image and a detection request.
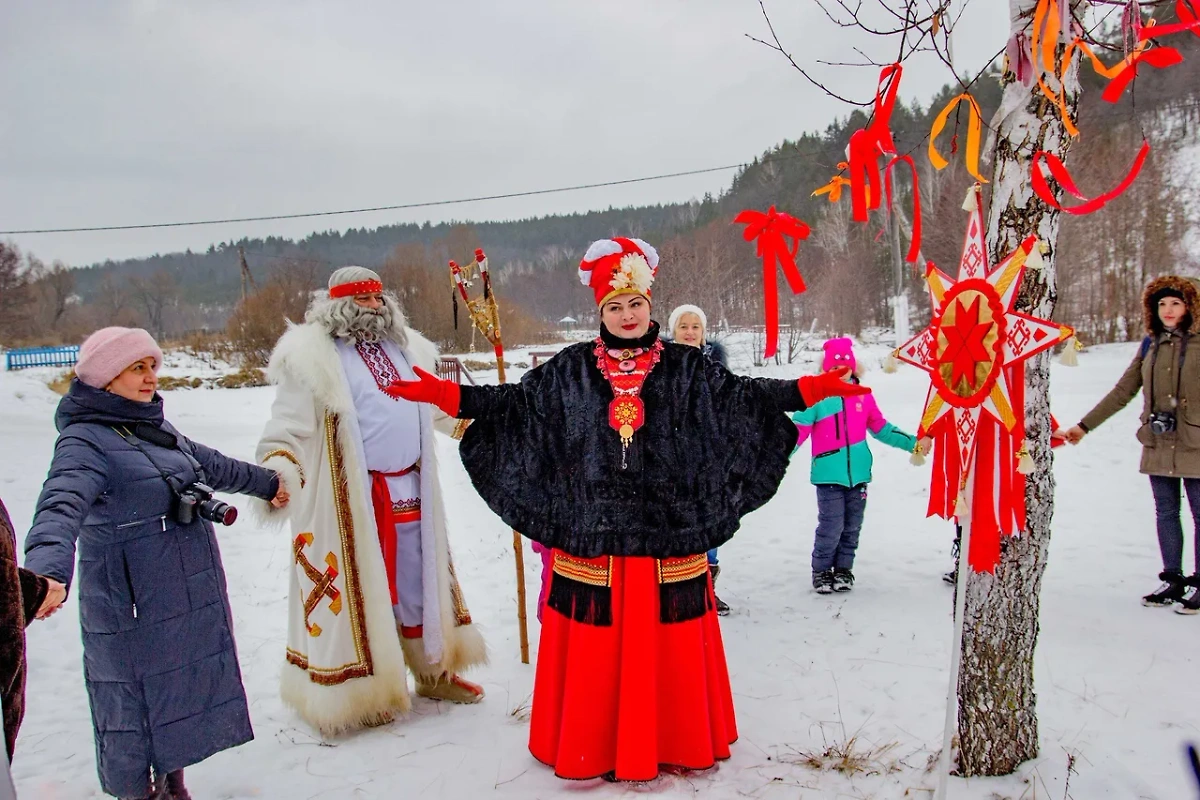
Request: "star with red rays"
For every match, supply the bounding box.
[938,295,992,389]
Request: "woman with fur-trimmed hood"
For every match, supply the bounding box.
[254,267,487,737]
[1068,275,1200,614]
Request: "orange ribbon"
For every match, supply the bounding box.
[733,206,811,360]
[928,93,988,184]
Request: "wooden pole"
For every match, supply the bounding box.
[512,530,530,664]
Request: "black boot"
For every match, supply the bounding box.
[812,568,835,594]
[832,568,855,593]
[1143,571,1187,607]
[709,564,730,616]
[1176,575,1200,615]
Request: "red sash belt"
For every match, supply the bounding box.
[369,464,421,605]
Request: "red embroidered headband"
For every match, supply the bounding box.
[329,279,384,298]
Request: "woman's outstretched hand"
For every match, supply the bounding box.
[797,366,870,407]
[385,366,461,417]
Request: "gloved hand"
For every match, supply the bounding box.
[384,366,461,417]
[796,366,870,407]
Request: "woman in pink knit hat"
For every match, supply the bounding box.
[23,327,288,800]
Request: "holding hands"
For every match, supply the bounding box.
[36,578,67,620]
[1064,425,1086,444]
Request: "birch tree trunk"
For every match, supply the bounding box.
[956,0,1082,776]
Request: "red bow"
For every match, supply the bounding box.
[848,64,902,222]
[734,206,810,359]
[1032,140,1150,215]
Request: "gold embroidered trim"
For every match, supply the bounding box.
[391,498,421,514]
[552,552,613,587]
[657,554,709,584]
[287,411,375,685]
[451,419,472,441]
[262,448,306,488]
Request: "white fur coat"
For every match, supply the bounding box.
[255,322,486,736]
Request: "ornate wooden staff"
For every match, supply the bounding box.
[449,248,529,664]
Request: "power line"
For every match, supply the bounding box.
[0,160,776,236]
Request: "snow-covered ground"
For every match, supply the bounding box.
[4,339,1198,799]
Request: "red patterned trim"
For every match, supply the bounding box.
[330,279,383,298]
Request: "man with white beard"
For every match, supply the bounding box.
[254,267,486,737]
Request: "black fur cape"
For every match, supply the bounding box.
[458,325,806,559]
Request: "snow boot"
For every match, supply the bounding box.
[832,568,855,593]
[1175,575,1200,615]
[942,568,957,585]
[709,564,730,616]
[812,569,835,594]
[415,673,485,704]
[1143,571,1187,607]
[166,771,191,800]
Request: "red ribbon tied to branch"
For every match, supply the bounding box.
[1139,0,1200,40]
[734,206,811,360]
[847,64,902,222]
[1032,140,1151,215]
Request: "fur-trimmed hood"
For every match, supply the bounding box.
[1143,275,1200,335]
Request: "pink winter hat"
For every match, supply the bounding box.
[822,337,857,373]
[75,327,163,389]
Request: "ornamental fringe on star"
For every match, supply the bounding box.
[895,185,1074,572]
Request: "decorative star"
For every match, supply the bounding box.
[939,295,992,390]
[894,185,1074,572]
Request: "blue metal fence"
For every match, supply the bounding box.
[4,345,81,371]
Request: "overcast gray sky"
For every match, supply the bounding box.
[0,1,1008,266]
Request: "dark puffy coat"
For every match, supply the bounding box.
[23,380,277,798]
[459,326,805,558]
[1,497,48,761]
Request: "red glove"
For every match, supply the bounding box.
[384,366,461,417]
[796,366,870,407]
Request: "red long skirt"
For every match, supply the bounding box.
[528,554,738,781]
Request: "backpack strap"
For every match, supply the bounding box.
[1140,335,1153,360]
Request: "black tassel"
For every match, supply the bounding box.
[547,573,613,626]
[659,573,711,624]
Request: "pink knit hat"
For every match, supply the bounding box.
[75,327,164,389]
[822,337,857,374]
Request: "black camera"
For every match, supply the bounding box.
[176,482,238,526]
[1149,412,1177,435]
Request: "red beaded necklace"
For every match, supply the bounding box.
[593,338,663,468]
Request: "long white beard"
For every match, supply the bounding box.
[305,295,409,346]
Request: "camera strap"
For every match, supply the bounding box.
[1149,332,1189,411]
[112,424,208,489]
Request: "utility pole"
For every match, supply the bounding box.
[238,246,257,302]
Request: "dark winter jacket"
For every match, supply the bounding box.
[1080,276,1200,478]
[23,380,278,798]
[661,336,729,369]
[458,324,807,558]
[1,497,49,761]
